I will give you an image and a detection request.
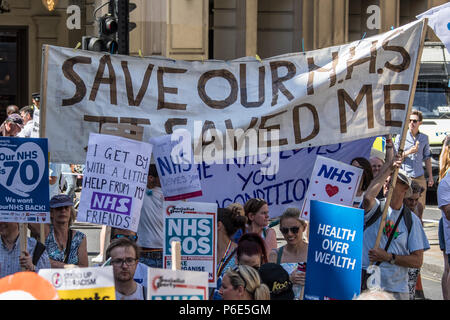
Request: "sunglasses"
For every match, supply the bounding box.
[280,226,300,234]
[409,119,419,123]
[112,234,138,242]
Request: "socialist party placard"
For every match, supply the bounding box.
[0,137,49,223]
[163,201,217,287]
[77,133,152,232]
[304,200,364,300]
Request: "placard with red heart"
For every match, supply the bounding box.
[300,155,362,221]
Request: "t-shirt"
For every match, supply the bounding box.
[438,173,450,254]
[137,187,164,249]
[395,131,431,178]
[115,283,145,300]
[363,199,430,293]
[16,120,33,138]
[49,163,62,199]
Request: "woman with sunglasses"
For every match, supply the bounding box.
[29,194,88,267]
[269,208,307,299]
[219,265,270,300]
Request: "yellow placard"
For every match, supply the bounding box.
[57,286,116,300]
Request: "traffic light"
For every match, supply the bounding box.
[117,0,137,55]
[82,13,118,53]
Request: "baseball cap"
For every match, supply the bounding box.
[6,114,23,127]
[397,169,412,192]
[258,263,294,300]
[50,194,74,208]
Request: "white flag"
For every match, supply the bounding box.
[417,3,450,54]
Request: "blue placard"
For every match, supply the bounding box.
[304,200,363,300]
[0,137,50,223]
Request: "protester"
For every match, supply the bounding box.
[351,157,373,208]
[243,198,277,253]
[236,233,268,269]
[354,287,396,300]
[109,227,149,288]
[29,194,88,268]
[137,164,164,268]
[6,104,19,116]
[49,163,62,200]
[16,105,34,138]
[361,154,430,300]
[0,113,23,136]
[268,208,307,297]
[438,167,450,300]
[106,238,146,300]
[369,156,384,178]
[212,207,247,300]
[0,222,50,278]
[395,109,433,209]
[440,135,450,181]
[404,181,426,300]
[219,265,270,300]
[60,164,77,202]
[258,263,295,300]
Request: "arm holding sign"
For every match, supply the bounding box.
[368,248,424,269]
[362,154,403,213]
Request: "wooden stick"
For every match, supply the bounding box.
[19,223,28,271]
[373,19,428,250]
[171,241,181,271]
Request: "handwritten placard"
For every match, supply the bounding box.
[150,134,202,201]
[77,133,152,232]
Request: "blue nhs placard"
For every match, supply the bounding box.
[304,200,363,300]
[0,137,49,223]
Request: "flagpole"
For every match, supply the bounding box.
[372,18,428,250]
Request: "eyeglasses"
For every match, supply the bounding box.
[280,226,300,234]
[409,119,419,123]
[112,234,138,242]
[111,258,138,267]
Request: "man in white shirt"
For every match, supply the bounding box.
[137,164,164,268]
[17,105,34,138]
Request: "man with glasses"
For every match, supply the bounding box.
[106,237,146,300]
[395,109,433,209]
[109,227,149,290]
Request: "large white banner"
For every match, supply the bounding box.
[196,138,374,219]
[42,20,425,164]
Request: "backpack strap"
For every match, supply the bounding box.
[32,241,46,267]
[364,199,386,231]
[276,246,284,265]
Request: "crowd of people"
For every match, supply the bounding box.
[1,102,450,301]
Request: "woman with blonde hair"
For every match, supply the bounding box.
[219,265,270,300]
[269,208,308,299]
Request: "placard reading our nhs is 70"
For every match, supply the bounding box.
[0,137,50,223]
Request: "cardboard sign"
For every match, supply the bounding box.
[38,266,116,300]
[163,201,217,287]
[150,134,202,201]
[300,156,363,220]
[0,137,49,223]
[42,21,425,164]
[196,138,372,219]
[76,133,152,232]
[147,268,209,300]
[304,200,364,300]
